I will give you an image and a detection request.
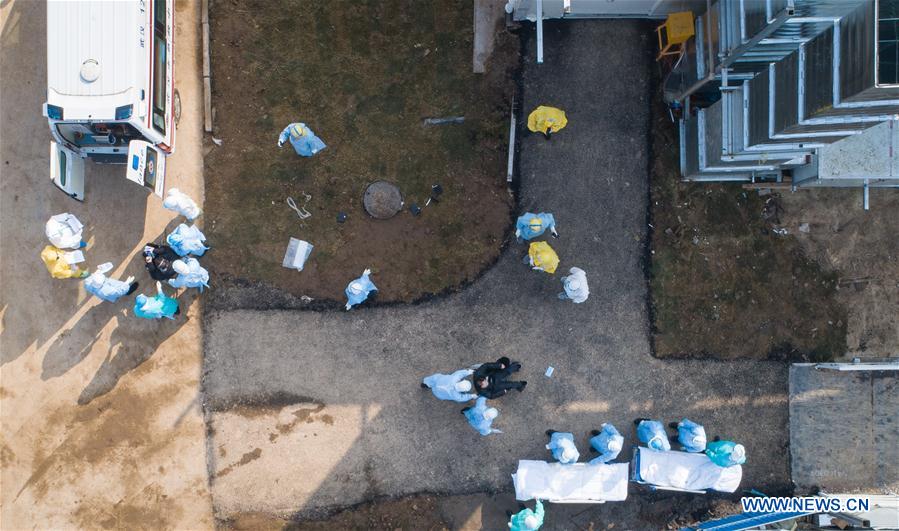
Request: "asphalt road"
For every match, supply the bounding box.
[204,20,790,522]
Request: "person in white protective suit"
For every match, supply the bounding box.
[558,267,589,303]
[163,188,201,220]
[45,213,86,249]
[83,263,138,302]
[421,369,477,402]
[168,258,209,292]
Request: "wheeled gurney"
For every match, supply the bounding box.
[629,447,742,493]
[512,460,629,503]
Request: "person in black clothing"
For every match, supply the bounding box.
[143,243,178,281]
[473,356,527,399]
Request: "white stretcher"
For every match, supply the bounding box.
[512,460,629,503]
[629,447,742,494]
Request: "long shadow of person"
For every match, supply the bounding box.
[77,287,198,405]
[39,302,127,380]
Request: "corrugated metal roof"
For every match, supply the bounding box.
[47,0,144,99]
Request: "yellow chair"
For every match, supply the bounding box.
[656,11,695,61]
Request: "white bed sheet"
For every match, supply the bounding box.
[512,460,629,503]
[636,448,742,493]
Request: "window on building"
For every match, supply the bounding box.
[151,1,168,134]
[878,0,899,85]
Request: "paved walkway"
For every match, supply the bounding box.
[204,21,790,521]
[0,1,212,528]
[790,365,898,493]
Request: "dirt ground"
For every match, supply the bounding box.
[205,0,516,305]
[222,496,448,531]
[204,19,791,527]
[0,1,213,528]
[648,95,849,361]
[778,188,899,360]
[220,491,746,531]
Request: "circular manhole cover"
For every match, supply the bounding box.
[363,181,403,219]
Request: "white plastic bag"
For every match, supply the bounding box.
[282,238,313,271]
[63,250,85,264]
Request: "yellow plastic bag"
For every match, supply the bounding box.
[527,106,568,135]
[528,241,559,274]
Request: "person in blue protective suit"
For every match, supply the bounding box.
[515,212,559,242]
[278,122,326,157]
[587,423,624,464]
[544,430,579,464]
[166,223,209,257]
[421,369,477,403]
[705,439,746,467]
[634,418,671,452]
[669,418,707,453]
[168,258,210,292]
[134,282,180,320]
[83,262,138,303]
[507,499,545,531]
[345,268,377,310]
[461,396,501,436]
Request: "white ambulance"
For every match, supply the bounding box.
[43,0,174,201]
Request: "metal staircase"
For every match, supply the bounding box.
[671,0,899,187]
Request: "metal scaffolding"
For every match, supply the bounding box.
[674,0,899,192]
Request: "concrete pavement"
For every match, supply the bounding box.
[0,1,212,528]
[204,21,791,522]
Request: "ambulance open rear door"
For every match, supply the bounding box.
[125,140,166,197]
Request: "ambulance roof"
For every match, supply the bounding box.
[46,0,147,114]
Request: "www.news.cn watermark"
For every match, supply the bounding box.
[741,496,870,513]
